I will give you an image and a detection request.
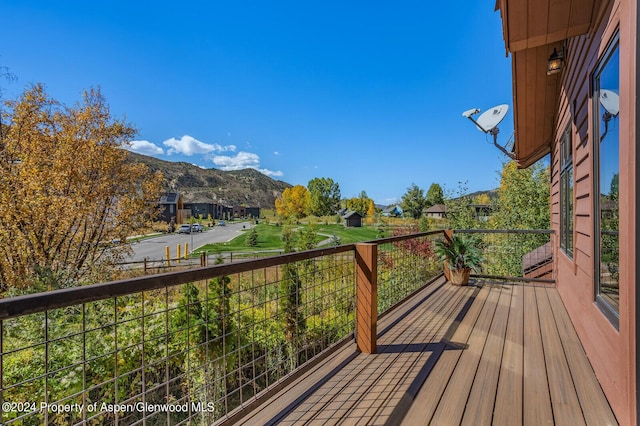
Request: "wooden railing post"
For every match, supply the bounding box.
[356,243,377,354]
[444,228,454,242]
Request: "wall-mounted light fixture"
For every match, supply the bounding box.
[547,47,565,75]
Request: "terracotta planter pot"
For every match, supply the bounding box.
[443,261,451,280]
[449,267,471,286]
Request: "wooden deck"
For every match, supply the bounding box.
[237,278,617,425]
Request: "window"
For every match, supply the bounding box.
[593,32,620,324]
[559,125,574,258]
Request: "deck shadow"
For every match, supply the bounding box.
[376,341,469,353]
[262,284,479,426]
[262,351,360,426]
[383,285,480,426]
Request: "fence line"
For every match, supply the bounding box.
[0,229,553,425]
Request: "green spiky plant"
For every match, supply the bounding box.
[434,235,483,284]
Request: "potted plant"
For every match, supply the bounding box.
[434,234,483,285]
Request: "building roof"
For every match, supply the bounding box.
[160,192,180,204]
[382,205,402,213]
[426,204,447,213]
[495,0,596,168]
[342,211,363,219]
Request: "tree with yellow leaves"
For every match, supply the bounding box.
[366,199,376,224]
[346,190,373,216]
[493,161,550,229]
[275,185,310,219]
[0,84,163,290]
[474,193,492,205]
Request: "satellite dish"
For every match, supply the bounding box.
[599,89,619,141]
[461,103,515,160]
[475,104,509,132]
[600,89,619,116]
[462,108,480,118]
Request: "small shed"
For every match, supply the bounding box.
[342,211,363,228]
[425,204,447,219]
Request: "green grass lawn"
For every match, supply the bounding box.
[314,224,380,244]
[194,223,381,255]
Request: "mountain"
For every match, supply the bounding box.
[466,189,499,202]
[126,152,291,208]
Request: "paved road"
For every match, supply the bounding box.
[125,222,250,262]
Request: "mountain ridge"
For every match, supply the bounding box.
[126,151,292,208]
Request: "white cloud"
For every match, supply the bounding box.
[260,169,284,177]
[163,135,236,156]
[127,140,164,155]
[213,151,259,169]
[273,151,280,156]
[213,151,283,177]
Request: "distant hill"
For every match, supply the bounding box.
[465,189,499,202]
[126,152,291,208]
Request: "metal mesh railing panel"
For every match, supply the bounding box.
[0,251,355,425]
[455,229,554,282]
[376,231,442,314]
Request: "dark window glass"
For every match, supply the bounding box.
[593,34,620,323]
[560,125,573,257]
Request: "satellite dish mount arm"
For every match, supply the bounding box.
[464,115,516,161]
[489,127,516,160]
[600,111,616,141]
[463,114,487,133]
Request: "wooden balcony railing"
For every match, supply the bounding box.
[0,229,553,425]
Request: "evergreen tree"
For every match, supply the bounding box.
[280,227,306,342]
[426,183,445,207]
[206,255,234,353]
[401,183,426,219]
[246,227,258,247]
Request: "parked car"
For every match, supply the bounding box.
[218,220,226,226]
[191,223,204,232]
[177,224,192,234]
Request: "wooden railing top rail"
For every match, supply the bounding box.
[364,229,445,245]
[0,244,355,321]
[455,229,554,234]
[0,229,549,321]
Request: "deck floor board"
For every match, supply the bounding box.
[234,280,617,426]
[523,284,554,426]
[461,286,511,426]
[493,283,524,425]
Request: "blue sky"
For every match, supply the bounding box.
[1,1,514,205]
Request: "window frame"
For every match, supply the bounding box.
[559,124,574,258]
[592,30,620,328]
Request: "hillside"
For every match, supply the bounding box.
[466,188,499,202]
[126,152,291,208]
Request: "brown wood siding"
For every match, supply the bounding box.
[547,0,636,423]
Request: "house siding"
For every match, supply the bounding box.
[549,0,636,423]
